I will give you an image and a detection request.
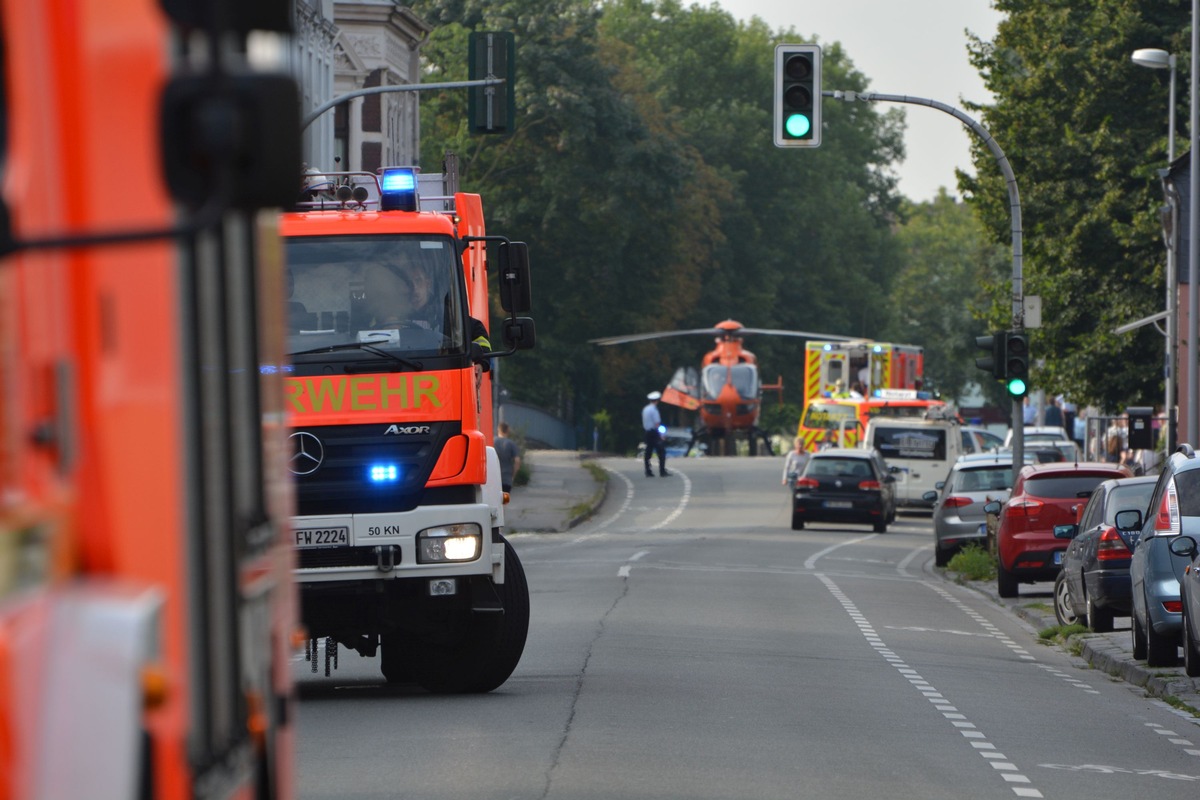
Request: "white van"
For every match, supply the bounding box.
[864,417,963,507]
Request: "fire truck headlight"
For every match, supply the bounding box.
[417,524,482,563]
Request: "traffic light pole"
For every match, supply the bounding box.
[827,90,1025,473]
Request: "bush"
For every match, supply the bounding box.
[946,544,996,582]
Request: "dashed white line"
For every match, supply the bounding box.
[819,573,1044,798]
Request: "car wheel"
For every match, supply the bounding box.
[872,520,887,533]
[934,547,951,568]
[1183,611,1200,678]
[997,559,1019,599]
[791,511,804,531]
[1131,611,1148,660]
[1145,610,1179,668]
[1053,572,1080,627]
[1086,592,1113,633]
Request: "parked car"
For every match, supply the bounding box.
[1122,444,1200,666]
[962,426,1004,454]
[1167,534,1200,676]
[923,453,1020,567]
[1003,425,1073,448]
[1052,475,1157,631]
[791,448,897,532]
[989,461,1133,598]
[636,426,704,459]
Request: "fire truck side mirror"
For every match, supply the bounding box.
[501,317,536,351]
[498,241,531,313]
[160,72,301,211]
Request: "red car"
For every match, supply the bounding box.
[993,461,1133,598]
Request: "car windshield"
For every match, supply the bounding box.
[1104,482,1155,524]
[1024,473,1112,499]
[284,234,466,356]
[872,427,946,460]
[802,402,857,430]
[1176,470,1200,516]
[808,458,873,478]
[953,467,1011,493]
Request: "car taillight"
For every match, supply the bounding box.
[1163,600,1183,614]
[796,477,819,489]
[1007,498,1043,515]
[858,480,881,490]
[1096,527,1131,561]
[943,496,972,508]
[1153,482,1181,534]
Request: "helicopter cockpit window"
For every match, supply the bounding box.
[728,364,759,400]
[701,365,725,400]
[283,234,465,356]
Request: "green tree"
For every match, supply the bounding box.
[962,0,1187,410]
[885,190,1009,403]
[412,0,910,449]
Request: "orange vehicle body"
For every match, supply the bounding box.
[0,3,297,799]
[277,170,533,694]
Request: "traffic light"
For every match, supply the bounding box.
[1004,331,1029,398]
[774,44,821,148]
[468,31,516,134]
[974,332,1006,381]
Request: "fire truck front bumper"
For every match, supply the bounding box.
[291,502,504,588]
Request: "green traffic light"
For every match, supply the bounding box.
[1006,377,1028,398]
[785,113,811,137]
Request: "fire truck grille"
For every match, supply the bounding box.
[298,546,389,569]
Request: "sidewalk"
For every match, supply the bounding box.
[499,450,1200,711]
[503,449,609,533]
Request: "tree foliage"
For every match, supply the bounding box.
[408,0,922,448]
[962,0,1187,411]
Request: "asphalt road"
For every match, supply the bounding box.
[292,456,1200,799]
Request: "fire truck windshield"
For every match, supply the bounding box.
[284,234,466,356]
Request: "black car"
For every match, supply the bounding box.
[1052,475,1156,632]
[791,448,897,533]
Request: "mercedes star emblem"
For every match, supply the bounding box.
[290,431,324,476]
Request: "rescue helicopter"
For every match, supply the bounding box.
[590,319,855,456]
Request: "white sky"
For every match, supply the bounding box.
[716,0,1004,202]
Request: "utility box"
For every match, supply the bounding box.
[1127,406,1154,451]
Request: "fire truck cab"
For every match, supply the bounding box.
[280,166,534,694]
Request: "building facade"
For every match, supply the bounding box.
[292,0,430,175]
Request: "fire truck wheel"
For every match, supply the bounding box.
[416,538,530,694]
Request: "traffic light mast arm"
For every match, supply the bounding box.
[301,78,504,130]
[829,89,1027,473]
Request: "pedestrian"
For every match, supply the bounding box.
[782,436,808,487]
[494,422,522,493]
[1022,396,1036,425]
[642,391,669,477]
[1043,395,1064,428]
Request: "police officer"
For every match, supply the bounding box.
[642,391,669,477]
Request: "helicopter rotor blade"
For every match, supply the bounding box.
[588,328,731,345]
[737,328,862,342]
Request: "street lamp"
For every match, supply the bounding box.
[1132,47,1177,451]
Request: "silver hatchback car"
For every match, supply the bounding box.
[924,453,1024,567]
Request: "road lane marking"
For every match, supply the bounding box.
[803,534,878,570]
[818,573,1044,798]
[648,469,691,530]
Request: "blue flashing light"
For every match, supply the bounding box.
[657,424,667,435]
[822,344,832,351]
[872,344,883,353]
[379,168,418,211]
[368,463,401,484]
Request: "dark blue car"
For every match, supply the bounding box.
[1052,475,1156,631]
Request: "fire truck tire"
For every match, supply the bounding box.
[416,538,530,694]
[380,636,419,684]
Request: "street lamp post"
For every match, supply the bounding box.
[1132,47,1177,451]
